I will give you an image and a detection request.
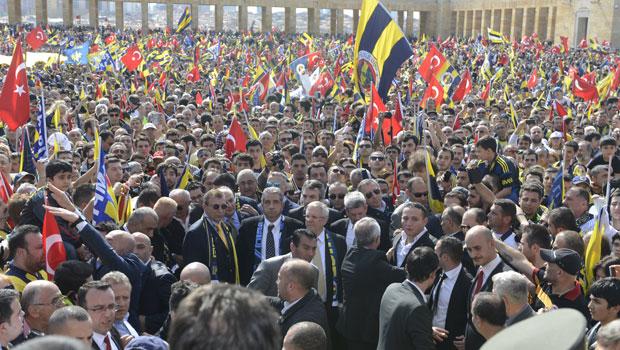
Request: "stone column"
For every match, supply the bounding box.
[480,10,487,34]
[115,0,124,30]
[214,4,223,32]
[456,11,462,37]
[406,10,414,37]
[336,8,343,35]
[308,8,319,35]
[35,0,48,25]
[141,2,148,32]
[463,10,470,38]
[521,7,529,37]
[262,6,272,32]
[511,8,520,39]
[533,7,540,36]
[166,2,173,29]
[89,0,99,28]
[489,9,495,31]
[548,6,556,42]
[239,5,247,32]
[353,9,359,32]
[500,8,506,34]
[285,7,296,34]
[330,9,337,35]
[191,2,199,30]
[397,10,404,28]
[473,10,481,37]
[63,0,73,26]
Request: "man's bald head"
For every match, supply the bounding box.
[105,230,135,256]
[180,262,211,285]
[132,232,152,263]
[154,197,178,227]
[464,225,497,267]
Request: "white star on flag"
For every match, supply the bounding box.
[14,85,25,96]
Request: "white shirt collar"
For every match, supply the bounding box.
[264,216,282,227]
[480,255,502,283]
[316,229,325,242]
[92,331,115,350]
[402,228,427,246]
[443,264,462,280]
[281,296,302,315]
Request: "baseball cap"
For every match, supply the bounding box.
[125,336,168,350]
[550,131,564,139]
[144,123,156,130]
[571,176,590,186]
[540,248,582,275]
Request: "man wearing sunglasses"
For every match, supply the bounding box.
[357,179,393,223]
[391,177,446,240]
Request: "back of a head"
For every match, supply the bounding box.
[406,247,439,283]
[492,271,529,306]
[48,306,91,335]
[10,335,89,350]
[54,260,94,298]
[282,259,315,291]
[180,262,211,285]
[473,292,507,327]
[169,284,281,350]
[555,230,585,258]
[597,319,620,349]
[283,322,327,350]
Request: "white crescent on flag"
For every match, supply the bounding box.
[430,55,441,70]
[431,86,440,99]
[15,63,26,79]
[132,51,142,62]
[36,31,44,41]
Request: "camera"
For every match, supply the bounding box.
[271,151,285,171]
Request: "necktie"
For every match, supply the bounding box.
[104,334,112,350]
[432,273,448,313]
[266,224,275,258]
[216,223,229,250]
[472,269,484,300]
[312,245,327,301]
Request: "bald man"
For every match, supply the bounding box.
[180,262,211,285]
[133,233,177,334]
[462,225,511,350]
[17,280,64,342]
[162,191,189,266]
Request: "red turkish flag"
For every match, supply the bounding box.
[421,77,444,109]
[0,41,30,130]
[225,117,247,158]
[187,66,200,82]
[573,76,599,101]
[308,72,334,97]
[418,44,446,82]
[452,69,472,102]
[196,92,203,105]
[480,81,491,101]
[26,26,47,50]
[42,206,67,280]
[121,46,143,72]
[365,83,386,133]
[382,92,403,144]
[527,68,538,90]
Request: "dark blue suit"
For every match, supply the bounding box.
[79,223,147,332]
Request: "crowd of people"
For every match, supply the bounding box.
[0,12,619,350]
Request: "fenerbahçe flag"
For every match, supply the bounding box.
[354,0,413,100]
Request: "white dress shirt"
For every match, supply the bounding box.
[92,331,119,350]
[396,228,427,266]
[114,315,139,338]
[345,220,355,249]
[479,255,502,287]
[314,230,327,275]
[261,216,282,259]
[432,264,462,329]
[493,230,518,249]
[281,297,302,315]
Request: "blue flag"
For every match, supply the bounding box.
[64,41,90,65]
[33,94,49,161]
[93,149,119,225]
[548,168,564,210]
[19,129,37,177]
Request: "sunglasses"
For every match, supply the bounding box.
[211,204,229,210]
[370,156,385,161]
[413,192,428,198]
[329,194,346,200]
[364,189,381,198]
[279,138,292,143]
[331,169,345,174]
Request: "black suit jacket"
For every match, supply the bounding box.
[337,247,406,345]
[465,260,512,350]
[389,231,436,267]
[236,215,304,285]
[91,329,122,350]
[271,289,330,345]
[182,217,238,283]
[288,205,344,226]
[428,266,473,350]
[320,230,347,310]
[330,217,391,252]
[377,281,435,350]
[139,259,177,334]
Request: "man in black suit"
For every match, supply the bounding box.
[430,237,473,350]
[377,246,438,350]
[388,202,436,267]
[237,187,304,285]
[288,180,343,225]
[357,179,394,222]
[133,233,177,334]
[338,217,406,350]
[440,206,476,276]
[77,281,123,350]
[305,201,346,347]
[391,177,443,238]
[182,188,240,284]
[271,259,329,345]
[329,191,391,252]
[462,225,512,350]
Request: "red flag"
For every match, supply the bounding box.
[418,44,446,82]
[421,77,444,109]
[42,207,67,280]
[308,72,334,97]
[480,82,491,101]
[553,100,568,117]
[383,92,403,144]
[560,36,569,53]
[573,76,599,101]
[0,172,13,204]
[25,26,47,50]
[187,66,200,82]
[366,83,386,133]
[452,113,461,130]
[0,41,30,130]
[196,92,203,105]
[452,70,472,102]
[95,84,103,100]
[579,39,588,49]
[120,46,143,72]
[252,73,271,102]
[612,64,620,91]
[104,34,116,45]
[242,73,251,88]
[225,117,247,158]
[306,52,325,71]
[527,68,538,90]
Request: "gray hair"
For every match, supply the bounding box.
[306,201,329,219]
[21,280,56,316]
[48,306,91,334]
[126,207,158,233]
[344,191,366,210]
[262,187,284,203]
[597,319,620,348]
[101,271,132,290]
[354,217,381,247]
[236,169,257,183]
[492,271,529,305]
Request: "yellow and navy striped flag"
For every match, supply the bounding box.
[487,28,505,44]
[353,0,413,99]
[176,7,192,33]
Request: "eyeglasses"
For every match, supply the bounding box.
[211,203,229,210]
[461,224,471,231]
[413,192,428,198]
[370,156,385,161]
[329,194,346,200]
[313,154,327,158]
[88,303,119,313]
[305,214,327,220]
[279,138,292,143]
[330,169,345,174]
[33,295,67,307]
[360,144,372,149]
[364,189,381,198]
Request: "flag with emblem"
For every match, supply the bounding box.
[176,165,194,190]
[176,7,192,33]
[354,0,413,99]
[0,41,30,130]
[225,116,247,158]
[451,69,472,102]
[64,41,90,65]
[19,128,37,176]
[421,77,444,110]
[573,76,599,101]
[26,26,47,50]
[42,204,66,280]
[487,28,505,44]
[93,148,119,225]
[121,46,143,72]
[33,94,49,161]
